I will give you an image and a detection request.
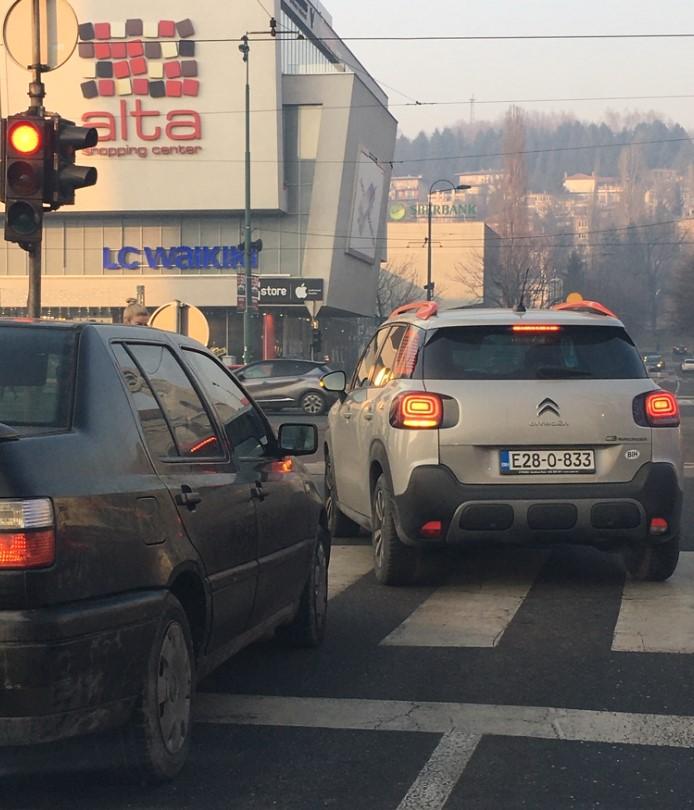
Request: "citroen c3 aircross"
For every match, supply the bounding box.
[322,300,682,586]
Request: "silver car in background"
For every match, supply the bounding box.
[235,358,336,415]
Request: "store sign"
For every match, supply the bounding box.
[389,202,478,221]
[258,278,324,306]
[103,245,260,270]
[0,1,283,213]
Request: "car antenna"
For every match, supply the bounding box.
[514,268,530,313]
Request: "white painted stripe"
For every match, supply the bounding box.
[195,693,694,749]
[397,732,480,810]
[381,550,546,648]
[328,545,373,600]
[612,552,694,653]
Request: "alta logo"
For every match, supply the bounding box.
[77,17,202,154]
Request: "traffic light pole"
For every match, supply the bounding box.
[27,0,45,317]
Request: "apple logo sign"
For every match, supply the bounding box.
[295,283,308,300]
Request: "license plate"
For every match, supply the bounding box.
[500,449,595,475]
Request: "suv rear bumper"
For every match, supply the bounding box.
[0,590,166,746]
[393,462,682,548]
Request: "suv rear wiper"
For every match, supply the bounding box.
[535,367,593,379]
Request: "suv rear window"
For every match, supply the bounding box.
[0,326,76,434]
[423,325,647,380]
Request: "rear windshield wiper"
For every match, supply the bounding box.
[535,366,593,379]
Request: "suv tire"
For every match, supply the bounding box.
[372,473,420,586]
[300,391,326,415]
[625,535,680,582]
[325,452,360,537]
[277,530,329,647]
[122,594,195,783]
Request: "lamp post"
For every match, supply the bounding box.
[425,180,472,301]
[239,35,254,365]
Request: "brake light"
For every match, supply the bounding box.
[644,391,680,427]
[512,325,561,333]
[420,520,442,538]
[0,499,55,569]
[390,392,443,429]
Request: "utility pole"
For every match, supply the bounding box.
[238,19,298,363]
[239,34,252,365]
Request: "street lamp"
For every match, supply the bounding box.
[425,180,472,301]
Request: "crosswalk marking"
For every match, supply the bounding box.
[195,692,694,749]
[381,549,547,648]
[612,551,694,653]
[328,545,373,599]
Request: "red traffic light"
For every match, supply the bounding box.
[8,121,42,156]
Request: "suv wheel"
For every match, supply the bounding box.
[371,473,420,586]
[277,530,329,647]
[325,452,360,537]
[300,391,326,415]
[122,594,195,783]
[625,535,680,582]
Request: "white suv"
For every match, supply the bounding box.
[322,300,683,585]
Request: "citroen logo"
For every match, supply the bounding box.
[537,397,560,418]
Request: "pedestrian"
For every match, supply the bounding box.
[122,298,149,326]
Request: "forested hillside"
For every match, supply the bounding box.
[394,115,693,190]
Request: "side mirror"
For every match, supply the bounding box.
[320,370,347,399]
[278,423,318,456]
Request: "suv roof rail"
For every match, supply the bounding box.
[552,300,617,318]
[389,301,439,321]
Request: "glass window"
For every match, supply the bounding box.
[241,362,274,380]
[125,344,224,458]
[372,325,407,388]
[351,329,390,390]
[0,327,76,435]
[423,326,648,381]
[184,350,270,459]
[113,344,177,459]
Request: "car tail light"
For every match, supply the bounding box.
[649,517,668,536]
[644,391,680,427]
[420,520,442,538]
[512,325,561,333]
[0,499,55,569]
[390,392,443,429]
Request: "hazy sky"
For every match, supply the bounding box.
[323,0,694,136]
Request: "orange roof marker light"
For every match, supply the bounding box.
[553,300,617,318]
[389,301,438,321]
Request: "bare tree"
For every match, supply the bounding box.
[376,260,423,321]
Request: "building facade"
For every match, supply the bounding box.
[0,0,397,366]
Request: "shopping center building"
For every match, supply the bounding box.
[0,0,397,365]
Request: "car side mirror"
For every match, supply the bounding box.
[278,423,318,456]
[320,370,347,401]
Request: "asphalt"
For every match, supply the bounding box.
[4,406,694,809]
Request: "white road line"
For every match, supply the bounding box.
[328,545,373,600]
[380,550,547,648]
[194,693,694,749]
[612,552,694,653]
[397,732,481,810]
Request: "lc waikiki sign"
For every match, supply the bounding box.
[77,16,202,161]
[103,245,260,271]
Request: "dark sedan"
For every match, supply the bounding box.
[235,358,338,415]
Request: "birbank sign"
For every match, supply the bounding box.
[0,0,283,213]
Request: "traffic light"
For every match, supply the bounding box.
[47,116,98,208]
[311,328,322,356]
[2,115,51,245]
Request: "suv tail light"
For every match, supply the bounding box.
[390,392,443,429]
[633,391,680,428]
[0,499,55,569]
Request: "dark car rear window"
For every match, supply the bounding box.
[423,325,647,380]
[0,326,76,433]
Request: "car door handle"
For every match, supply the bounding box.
[363,409,374,421]
[176,485,202,510]
[250,481,266,502]
[343,410,353,420]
